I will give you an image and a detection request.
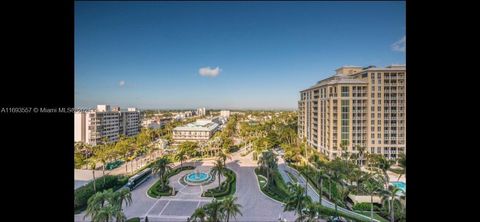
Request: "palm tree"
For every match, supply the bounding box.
[363,174,382,222]
[315,168,329,205]
[218,148,232,166]
[211,159,226,188]
[87,158,97,192]
[284,183,312,217]
[175,150,187,168]
[327,166,344,217]
[373,155,394,188]
[95,145,112,186]
[257,150,278,181]
[220,196,243,222]
[85,188,132,222]
[356,145,366,166]
[188,207,207,222]
[204,199,223,222]
[396,153,406,181]
[152,157,172,190]
[380,185,403,222]
[112,187,133,210]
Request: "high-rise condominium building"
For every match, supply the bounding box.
[298,65,406,162]
[74,105,141,146]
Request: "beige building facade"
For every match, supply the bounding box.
[298,65,406,161]
[75,105,141,146]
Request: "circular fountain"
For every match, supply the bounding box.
[184,169,212,185]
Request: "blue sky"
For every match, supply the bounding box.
[75,1,405,110]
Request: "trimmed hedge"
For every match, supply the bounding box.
[202,168,236,198]
[352,203,377,211]
[126,217,140,222]
[147,166,194,198]
[74,175,128,213]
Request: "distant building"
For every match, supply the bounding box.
[220,110,230,118]
[196,107,206,116]
[172,119,219,145]
[74,105,141,146]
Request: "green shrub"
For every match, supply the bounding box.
[202,168,236,198]
[126,217,140,222]
[74,175,128,213]
[255,168,291,202]
[147,166,194,198]
[353,202,374,211]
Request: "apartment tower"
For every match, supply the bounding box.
[74,105,141,146]
[298,65,406,162]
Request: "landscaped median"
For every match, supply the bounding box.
[202,168,236,199]
[147,165,194,198]
[254,167,291,203]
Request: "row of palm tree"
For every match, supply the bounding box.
[188,197,242,222]
[301,151,406,222]
[85,188,132,222]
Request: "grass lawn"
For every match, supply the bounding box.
[257,175,267,188]
[255,168,291,203]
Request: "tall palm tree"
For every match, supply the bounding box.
[373,155,394,188]
[356,145,366,166]
[363,174,382,222]
[327,167,344,217]
[188,207,207,222]
[257,150,277,181]
[204,199,223,222]
[218,148,232,166]
[175,150,187,168]
[87,158,97,192]
[316,168,329,205]
[396,153,406,181]
[152,157,172,190]
[95,144,111,186]
[380,185,403,222]
[211,159,226,188]
[85,188,132,222]
[220,196,243,222]
[112,187,133,210]
[284,183,312,217]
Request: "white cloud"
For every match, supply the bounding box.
[392,36,406,52]
[119,80,125,87]
[198,66,221,77]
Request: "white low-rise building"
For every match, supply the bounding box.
[172,119,219,145]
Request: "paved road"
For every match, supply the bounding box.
[226,152,297,222]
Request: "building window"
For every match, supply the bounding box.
[341,86,349,97]
[341,100,350,142]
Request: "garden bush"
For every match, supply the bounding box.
[74,175,128,213]
[202,168,236,198]
[147,165,194,198]
[353,202,375,211]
